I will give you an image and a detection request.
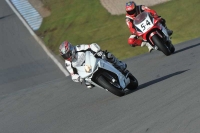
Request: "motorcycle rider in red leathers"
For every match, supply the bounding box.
[125,1,173,52]
[59,41,127,89]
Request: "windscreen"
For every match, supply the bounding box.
[134,12,148,25]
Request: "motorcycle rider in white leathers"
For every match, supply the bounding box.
[59,41,127,89]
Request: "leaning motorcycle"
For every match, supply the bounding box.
[75,51,138,97]
[134,11,175,56]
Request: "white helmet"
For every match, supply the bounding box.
[59,41,75,61]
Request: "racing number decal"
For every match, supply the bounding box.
[141,23,145,31]
[141,20,151,31]
[135,14,153,33]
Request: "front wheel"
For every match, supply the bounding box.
[97,75,125,97]
[152,34,171,56]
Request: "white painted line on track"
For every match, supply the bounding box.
[5,0,69,77]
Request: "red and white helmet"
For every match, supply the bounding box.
[125,1,136,15]
[59,41,75,61]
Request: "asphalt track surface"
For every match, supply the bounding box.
[1,1,200,133]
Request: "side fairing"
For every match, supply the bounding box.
[75,51,130,89]
[98,60,130,89]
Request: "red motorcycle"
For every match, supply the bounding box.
[134,11,175,56]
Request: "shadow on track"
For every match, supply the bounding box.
[174,43,200,54]
[0,14,13,20]
[126,69,189,95]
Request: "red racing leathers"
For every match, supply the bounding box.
[126,5,159,46]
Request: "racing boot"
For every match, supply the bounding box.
[141,41,154,53]
[85,82,94,89]
[160,18,173,36]
[105,52,127,72]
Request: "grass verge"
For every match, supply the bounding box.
[36,0,200,60]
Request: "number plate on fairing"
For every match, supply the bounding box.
[134,14,153,33]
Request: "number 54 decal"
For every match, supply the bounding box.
[135,16,153,33]
[141,20,151,31]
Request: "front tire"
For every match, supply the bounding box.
[97,75,125,97]
[152,34,171,56]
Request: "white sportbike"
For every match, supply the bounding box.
[75,51,138,97]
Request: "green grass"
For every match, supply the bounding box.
[37,0,200,60]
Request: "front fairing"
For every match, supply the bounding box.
[134,12,161,39]
[75,51,98,78]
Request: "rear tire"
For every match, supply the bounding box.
[166,41,175,53]
[170,44,175,53]
[152,34,171,56]
[97,75,125,97]
[126,73,138,90]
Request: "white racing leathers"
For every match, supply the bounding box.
[65,43,126,83]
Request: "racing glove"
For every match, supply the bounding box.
[96,50,104,57]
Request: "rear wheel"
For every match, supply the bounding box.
[166,41,175,53]
[97,75,125,97]
[126,73,138,90]
[152,34,171,56]
[170,44,175,53]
